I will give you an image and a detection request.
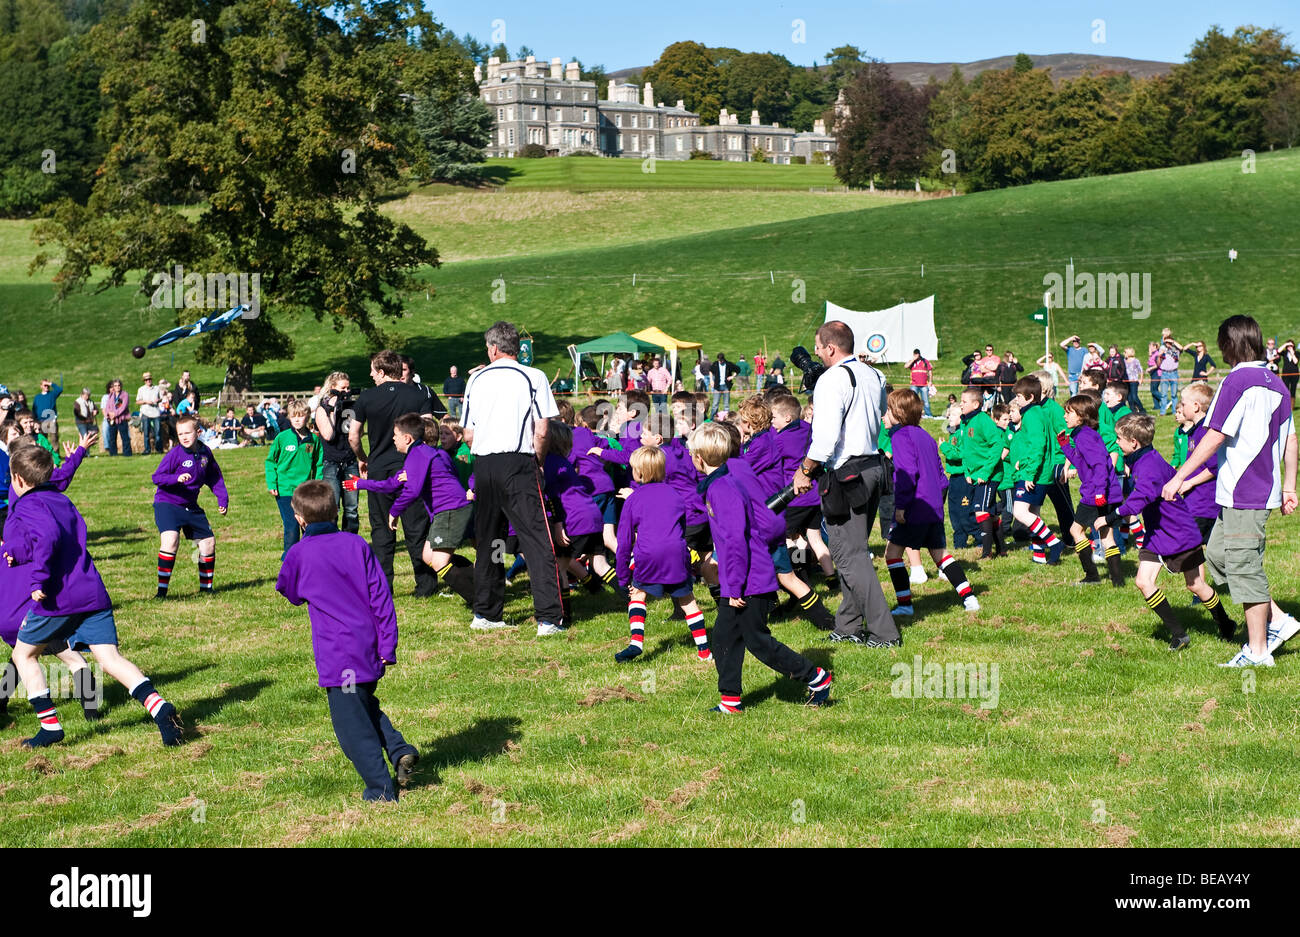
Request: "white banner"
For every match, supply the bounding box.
[824,296,938,364]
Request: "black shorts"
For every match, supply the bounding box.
[784,503,822,540]
[1138,546,1205,573]
[887,521,946,551]
[557,530,604,558]
[1195,515,1216,545]
[1073,502,1117,531]
[685,523,713,558]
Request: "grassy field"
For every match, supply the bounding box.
[476,156,842,191]
[2,420,1299,846]
[0,149,1296,402]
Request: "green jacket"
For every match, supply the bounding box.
[1172,426,1190,469]
[961,410,1005,484]
[1100,402,1130,469]
[1040,398,1068,468]
[455,441,475,487]
[878,424,893,457]
[938,424,963,475]
[265,428,323,493]
[998,427,1015,491]
[36,433,61,467]
[1010,403,1053,484]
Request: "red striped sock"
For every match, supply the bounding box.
[1028,517,1060,549]
[627,600,646,648]
[198,554,215,591]
[808,668,832,692]
[686,610,709,658]
[157,551,176,592]
[940,555,974,599]
[142,691,166,719]
[717,695,743,713]
[34,697,62,731]
[886,559,912,606]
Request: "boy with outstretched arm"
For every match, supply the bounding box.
[1171,383,1220,544]
[4,446,183,747]
[615,445,711,662]
[276,480,417,801]
[152,414,227,598]
[689,423,832,712]
[1114,414,1240,650]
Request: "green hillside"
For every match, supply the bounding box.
[1,149,1297,398]
[476,156,841,190]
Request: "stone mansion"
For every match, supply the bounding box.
[475,55,837,164]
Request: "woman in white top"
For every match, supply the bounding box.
[1035,352,1067,389]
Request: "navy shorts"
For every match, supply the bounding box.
[18,607,118,648]
[771,543,794,575]
[593,492,619,526]
[154,501,214,540]
[1013,480,1047,506]
[888,521,946,551]
[969,482,995,518]
[632,579,694,599]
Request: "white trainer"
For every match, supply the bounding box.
[963,595,980,612]
[536,621,568,636]
[470,616,510,631]
[1266,613,1300,655]
[1219,644,1275,668]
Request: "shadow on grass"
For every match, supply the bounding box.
[412,715,523,787]
[87,526,149,544]
[176,678,274,730]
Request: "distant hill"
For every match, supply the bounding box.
[608,52,1175,86]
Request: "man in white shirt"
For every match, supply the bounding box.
[461,321,565,636]
[792,321,898,647]
[136,372,162,455]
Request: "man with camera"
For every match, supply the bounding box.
[791,321,900,647]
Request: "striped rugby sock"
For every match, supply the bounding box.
[627,600,646,649]
[1074,539,1099,578]
[157,551,176,594]
[1028,517,1060,549]
[600,566,618,585]
[939,554,974,599]
[129,678,169,718]
[685,609,710,659]
[886,559,912,607]
[1202,591,1234,629]
[24,693,64,747]
[807,668,832,692]
[1144,588,1186,639]
[198,554,215,591]
[716,695,743,713]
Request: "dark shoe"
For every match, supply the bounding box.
[865,636,903,648]
[396,752,418,786]
[806,686,832,707]
[825,631,867,645]
[1076,576,1102,586]
[1168,633,1191,652]
[154,589,169,601]
[154,702,185,747]
[1219,619,1240,642]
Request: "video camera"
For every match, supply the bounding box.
[766,462,825,514]
[790,345,826,391]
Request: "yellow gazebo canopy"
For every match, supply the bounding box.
[632,327,703,382]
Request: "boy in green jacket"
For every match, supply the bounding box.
[266,399,324,558]
[1035,371,1077,550]
[1009,376,1064,565]
[958,389,1008,559]
[939,410,977,548]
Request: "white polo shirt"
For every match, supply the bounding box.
[807,356,886,469]
[462,358,558,456]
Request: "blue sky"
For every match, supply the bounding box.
[429,0,1297,71]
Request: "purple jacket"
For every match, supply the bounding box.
[701,463,779,598]
[391,443,466,519]
[890,425,948,525]
[1060,426,1121,505]
[275,524,398,687]
[615,482,691,588]
[571,426,616,496]
[1116,447,1203,557]
[51,446,86,491]
[597,422,643,468]
[543,453,603,537]
[663,436,707,526]
[1181,420,1219,520]
[741,428,783,498]
[3,485,111,616]
[153,442,228,509]
[777,419,820,508]
[0,560,33,646]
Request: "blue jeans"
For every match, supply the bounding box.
[275,495,300,559]
[910,384,932,417]
[1068,375,1080,397]
[106,421,132,455]
[1158,369,1179,415]
[322,459,360,534]
[446,397,462,421]
[711,387,730,416]
[140,416,160,454]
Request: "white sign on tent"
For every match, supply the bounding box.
[824,296,939,364]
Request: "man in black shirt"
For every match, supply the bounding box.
[348,350,437,595]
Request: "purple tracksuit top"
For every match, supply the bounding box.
[615,482,691,589]
[597,421,643,468]
[1181,420,1219,520]
[152,442,228,510]
[571,425,616,497]
[543,453,604,537]
[1060,426,1122,505]
[1116,447,1204,557]
[890,425,948,525]
[3,485,111,617]
[741,428,784,498]
[276,524,398,687]
[777,420,820,508]
[701,463,779,598]
[663,436,707,526]
[355,442,467,519]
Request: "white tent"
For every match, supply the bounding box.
[824,296,939,363]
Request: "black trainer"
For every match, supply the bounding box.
[396,752,419,786]
[1168,633,1191,652]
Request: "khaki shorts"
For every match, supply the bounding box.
[1204,508,1271,605]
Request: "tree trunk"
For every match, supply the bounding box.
[221,362,254,407]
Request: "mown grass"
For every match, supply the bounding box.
[1,412,1298,846]
[477,156,842,191]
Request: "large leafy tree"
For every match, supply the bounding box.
[960,64,1055,190]
[642,40,723,123]
[31,0,465,393]
[721,51,794,125]
[834,59,932,188]
[415,92,493,184]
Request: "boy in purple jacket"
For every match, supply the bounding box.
[771,393,836,589]
[347,414,475,606]
[276,481,417,801]
[1172,383,1219,543]
[4,446,183,748]
[614,445,710,662]
[1058,395,1124,586]
[652,408,719,602]
[568,402,619,565]
[541,420,612,621]
[689,423,832,712]
[152,415,228,598]
[881,390,979,616]
[1114,415,1239,650]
